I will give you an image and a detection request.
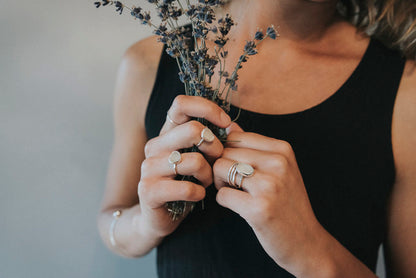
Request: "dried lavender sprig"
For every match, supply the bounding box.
[94,0,278,220]
[221,25,279,116]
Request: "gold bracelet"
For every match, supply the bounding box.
[109,210,122,247]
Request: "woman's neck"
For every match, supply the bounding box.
[219,0,340,43]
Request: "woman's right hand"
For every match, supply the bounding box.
[137,95,232,239]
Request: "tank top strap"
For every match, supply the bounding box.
[359,39,406,118]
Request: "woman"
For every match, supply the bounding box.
[97,0,416,277]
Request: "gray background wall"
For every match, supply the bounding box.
[0,1,386,277]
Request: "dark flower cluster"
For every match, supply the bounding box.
[94,0,278,219]
[94,1,124,14]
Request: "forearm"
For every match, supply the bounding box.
[296,226,378,278]
[97,204,164,258]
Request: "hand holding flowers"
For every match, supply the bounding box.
[214,122,335,277]
[95,0,278,219]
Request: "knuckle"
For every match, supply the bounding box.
[144,139,155,158]
[140,159,151,176]
[213,144,224,158]
[181,183,198,199]
[278,140,293,156]
[221,147,232,157]
[269,154,289,171]
[188,153,206,171]
[137,179,150,198]
[172,95,187,111]
[213,158,226,173]
[186,120,203,138]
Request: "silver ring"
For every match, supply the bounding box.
[227,162,254,189]
[235,162,255,177]
[237,174,244,189]
[166,112,180,126]
[168,151,182,175]
[195,127,215,147]
[227,162,238,187]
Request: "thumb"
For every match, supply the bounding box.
[226,122,244,134]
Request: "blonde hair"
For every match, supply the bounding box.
[338,0,416,60]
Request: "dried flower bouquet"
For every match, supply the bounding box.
[94,0,278,220]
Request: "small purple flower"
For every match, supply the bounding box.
[114,1,123,15]
[244,41,258,55]
[254,31,264,40]
[266,26,277,39]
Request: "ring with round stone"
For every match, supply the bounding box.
[195,127,215,148]
[235,162,255,177]
[168,150,182,175]
[227,162,255,189]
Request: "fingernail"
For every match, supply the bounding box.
[226,124,232,135]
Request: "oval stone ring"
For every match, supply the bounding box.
[236,162,255,177]
[168,150,182,175]
[195,127,215,147]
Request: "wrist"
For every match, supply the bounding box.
[294,224,377,278]
[289,223,338,278]
[132,208,165,244]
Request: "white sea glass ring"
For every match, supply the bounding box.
[227,162,255,189]
[235,163,255,177]
[195,127,215,148]
[168,151,182,175]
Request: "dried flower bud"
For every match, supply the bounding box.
[266,25,278,40]
[254,31,264,40]
[244,41,257,55]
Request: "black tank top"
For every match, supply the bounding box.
[144,37,406,277]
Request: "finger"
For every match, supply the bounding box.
[145,121,224,159]
[161,112,182,133]
[138,179,206,209]
[221,147,289,173]
[226,122,244,134]
[160,95,232,134]
[216,186,253,218]
[225,132,294,158]
[141,152,213,187]
[213,157,271,194]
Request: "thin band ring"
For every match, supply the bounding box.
[166,112,180,126]
[237,174,244,189]
[227,162,238,187]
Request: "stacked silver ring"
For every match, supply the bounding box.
[228,162,239,188]
[227,162,255,189]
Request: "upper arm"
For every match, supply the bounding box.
[100,36,164,212]
[386,60,416,277]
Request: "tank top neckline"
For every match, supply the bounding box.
[228,37,374,119]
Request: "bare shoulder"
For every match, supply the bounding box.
[117,35,164,98]
[113,35,164,139]
[387,59,416,277]
[392,59,416,182]
[122,35,163,77]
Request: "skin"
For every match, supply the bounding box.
[97,0,416,276]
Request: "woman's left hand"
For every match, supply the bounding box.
[213,123,331,277]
